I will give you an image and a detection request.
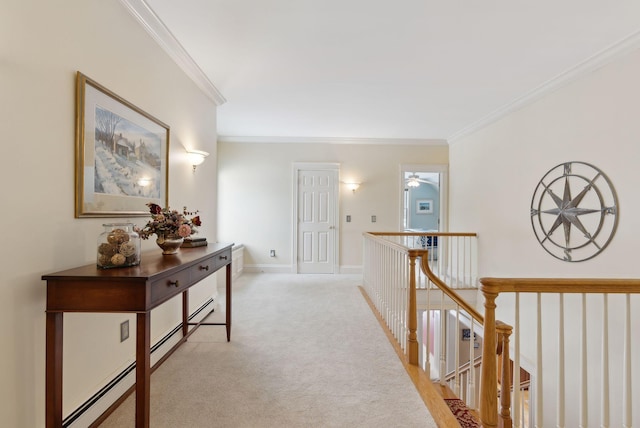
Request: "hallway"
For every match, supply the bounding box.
[99,273,437,427]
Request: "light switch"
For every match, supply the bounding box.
[346,215,351,222]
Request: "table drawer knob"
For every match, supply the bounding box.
[219,255,228,260]
[168,280,180,288]
[199,265,209,271]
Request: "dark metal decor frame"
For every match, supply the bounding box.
[530,161,618,262]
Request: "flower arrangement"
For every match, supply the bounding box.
[136,203,201,240]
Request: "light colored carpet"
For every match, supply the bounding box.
[99,273,438,427]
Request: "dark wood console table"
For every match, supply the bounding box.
[42,243,233,428]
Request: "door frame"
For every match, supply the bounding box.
[400,164,448,232]
[292,162,340,274]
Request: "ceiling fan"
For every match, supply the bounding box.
[405,173,437,188]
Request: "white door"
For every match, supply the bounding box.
[296,168,338,273]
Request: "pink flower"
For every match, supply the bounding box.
[177,224,192,238]
[137,203,201,240]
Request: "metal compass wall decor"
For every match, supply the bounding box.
[530,161,618,262]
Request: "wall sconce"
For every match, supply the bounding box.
[186,150,209,173]
[345,182,360,193]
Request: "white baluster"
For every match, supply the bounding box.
[425,280,431,378]
[462,237,467,287]
[579,294,588,428]
[536,293,543,428]
[440,297,446,386]
[455,306,460,396]
[468,320,476,409]
[601,294,609,428]
[557,294,565,428]
[622,294,631,428]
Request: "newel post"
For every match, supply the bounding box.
[407,251,419,365]
[480,281,499,428]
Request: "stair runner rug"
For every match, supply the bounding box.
[443,398,481,428]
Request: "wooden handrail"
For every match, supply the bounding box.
[444,355,482,381]
[479,277,640,428]
[369,232,478,237]
[422,254,514,428]
[480,277,640,294]
[420,256,484,323]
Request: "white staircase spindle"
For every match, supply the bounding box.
[557,294,565,428]
[456,237,460,288]
[623,294,631,428]
[454,306,460,396]
[462,237,467,287]
[468,320,476,409]
[579,293,588,428]
[536,293,543,428]
[439,297,446,386]
[425,280,431,378]
[601,294,610,428]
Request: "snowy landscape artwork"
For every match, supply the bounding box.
[94,106,162,199]
[75,72,168,218]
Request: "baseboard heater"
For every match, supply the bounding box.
[62,298,215,427]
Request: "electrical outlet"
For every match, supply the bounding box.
[346,215,351,222]
[120,320,129,342]
[371,215,377,223]
[270,249,276,257]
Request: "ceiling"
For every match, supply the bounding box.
[141,0,640,143]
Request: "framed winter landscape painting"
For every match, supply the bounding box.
[75,72,169,218]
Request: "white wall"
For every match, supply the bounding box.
[217,142,448,271]
[449,46,640,426]
[1,1,218,426]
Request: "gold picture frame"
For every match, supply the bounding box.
[75,72,169,218]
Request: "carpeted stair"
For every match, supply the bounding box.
[443,398,481,428]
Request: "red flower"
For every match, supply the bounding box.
[147,203,162,214]
[191,216,202,226]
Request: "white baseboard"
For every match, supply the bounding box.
[244,264,294,273]
[243,264,363,274]
[64,298,215,427]
[339,265,363,274]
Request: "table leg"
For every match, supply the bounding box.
[182,290,189,337]
[46,312,63,428]
[226,263,232,342]
[136,312,151,428]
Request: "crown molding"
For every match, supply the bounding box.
[119,0,226,106]
[217,135,447,145]
[448,29,640,144]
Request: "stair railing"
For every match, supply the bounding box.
[363,232,480,366]
[479,278,640,428]
[364,232,519,427]
[419,254,513,424]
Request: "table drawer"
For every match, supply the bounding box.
[150,268,191,306]
[214,248,232,270]
[190,255,217,283]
